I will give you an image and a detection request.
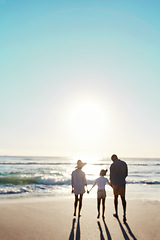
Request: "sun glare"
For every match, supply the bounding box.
[69,100,106,143]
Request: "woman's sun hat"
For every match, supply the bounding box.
[75,160,87,169]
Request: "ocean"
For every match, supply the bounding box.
[0,156,160,201]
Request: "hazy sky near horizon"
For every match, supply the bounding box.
[0,0,160,158]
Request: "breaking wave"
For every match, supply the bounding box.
[0,176,160,186]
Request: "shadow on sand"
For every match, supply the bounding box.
[68,217,81,240]
[103,219,112,240]
[97,221,105,240]
[97,219,112,240]
[124,222,137,240]
[116,217,137,240]
[68,216,137,240]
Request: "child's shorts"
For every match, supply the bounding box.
[97,189,106,199]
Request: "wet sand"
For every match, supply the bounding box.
[0,197,159,240]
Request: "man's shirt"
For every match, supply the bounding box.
[110,159,128,186]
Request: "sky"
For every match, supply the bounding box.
[0,0,160,158]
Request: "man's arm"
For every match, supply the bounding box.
[110,165,113,186]
[126,163,128,177]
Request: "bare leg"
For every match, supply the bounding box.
[113,195,118,217]
[97,198,101,218]
[74,195,78,216]
[102,197,105,218]
[78,194,83,217]
[121,196,127,222]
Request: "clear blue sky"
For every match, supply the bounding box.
[0,0,160,158]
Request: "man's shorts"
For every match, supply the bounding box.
[112,185,125,197]
[97,189,106,199]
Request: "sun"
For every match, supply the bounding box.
[68,100,106,143]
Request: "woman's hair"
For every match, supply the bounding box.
[100,169,108,176]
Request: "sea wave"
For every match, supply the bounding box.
[0,162,73,165]
[0,162,160,169]
[0,176,37,185]
[0,187,30,195]
[0,161,159,167]
[0,176,160,186]
[0,176,71,185]
[126,180,160,185]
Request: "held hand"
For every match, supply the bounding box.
[87,190,90,194]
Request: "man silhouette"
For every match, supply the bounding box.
[110,154,128,223]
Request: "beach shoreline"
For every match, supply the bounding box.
[0,196,159,240]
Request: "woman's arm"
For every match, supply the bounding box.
[71,173,74,193]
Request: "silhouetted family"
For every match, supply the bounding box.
[71,154,128,223]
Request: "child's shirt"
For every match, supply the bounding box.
[93,176,110,190]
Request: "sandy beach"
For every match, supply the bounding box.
[0,197,159,240]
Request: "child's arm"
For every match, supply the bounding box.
[87,185,93,193]
[107,178,112,187]
[87,181,96,194]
